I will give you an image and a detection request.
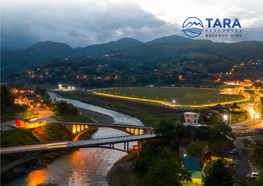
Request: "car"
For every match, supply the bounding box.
[251,172,260,179]
[10,124,18,128]
[255,128,263,133]
[228,148,238,155]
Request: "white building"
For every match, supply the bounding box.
[184,112,200,126]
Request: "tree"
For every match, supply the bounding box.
[187,141,208,156]
[249,140,263,168]
[204,159,234,186]
[144,147,191,186]
[135,139,159,175]
[198,114,204,124]
[212,123,236,139]
[57,101,79,116]
[35,86,42,95]
[1,85,14,106]
[154,119,175,144]
[257,170,263,185]
[211,113,221,124]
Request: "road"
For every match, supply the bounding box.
[233,141,250,178]
[0,134,156,155]
[232,100,263,133]
[0,107,55,131]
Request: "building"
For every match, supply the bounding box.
[184,112,200,125]
[210,104,224,112]
[15,116,46,129]
[220,87,244,95]
[13,89,39,106]
[10,88,19,94]
[182,159,202,184]
[178,139,204,184]
[179,138,192,159]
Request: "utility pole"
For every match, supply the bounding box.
[229,112,231,126]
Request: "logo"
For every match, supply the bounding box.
[182,17,242,38]
[182,17,204,38]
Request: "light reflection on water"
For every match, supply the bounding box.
[3,92,140,186]
[19,129,136,186]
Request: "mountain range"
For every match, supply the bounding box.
[1,35,191,78]
[3,36,263,88]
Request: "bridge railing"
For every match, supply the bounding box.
[1,133,151,148]
[79,133,152,141]
[1,134,157,154]
[91,134,130,140]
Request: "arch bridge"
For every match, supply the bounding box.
[58,121,153,136]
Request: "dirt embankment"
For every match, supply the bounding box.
[78,108,115,124]
[107,160,134,186]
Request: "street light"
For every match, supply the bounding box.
[172,100,176,104]
[223,115,228,122]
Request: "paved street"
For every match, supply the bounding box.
[235,135,263,177]
[233,141,250,178]
[232,100,263,133]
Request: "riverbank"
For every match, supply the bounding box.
[107,153,141,186]
[79,108,115,124]
[54,90,187,127]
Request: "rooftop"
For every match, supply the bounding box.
[179,138,192,147]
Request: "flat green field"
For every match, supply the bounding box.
[96,87,244,106]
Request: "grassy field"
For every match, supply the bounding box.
[1,104,37,121]
[95,87,244,106]
[1,122,73,147]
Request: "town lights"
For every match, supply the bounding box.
[172,100,176,104]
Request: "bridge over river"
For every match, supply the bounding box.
[0,134,156,156]
[0,133,156,174]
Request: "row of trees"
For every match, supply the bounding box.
[1,85,26,121]
[56,101,79,116]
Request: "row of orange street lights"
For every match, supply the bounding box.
[106,91,177,104]
[100,90,241,104]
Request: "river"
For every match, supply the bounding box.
[3,92,142,186]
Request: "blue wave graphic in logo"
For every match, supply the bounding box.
[182,17,204,38]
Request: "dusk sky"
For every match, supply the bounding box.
[1,0,263,50]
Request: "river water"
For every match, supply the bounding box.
[3,92,142,186]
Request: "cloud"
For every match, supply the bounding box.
[1,0,180,50]
[1,0,263,51]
